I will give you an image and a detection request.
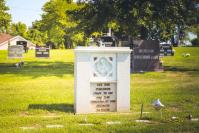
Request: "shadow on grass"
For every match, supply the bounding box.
[0,61,74,78]
[164,66,199,72]
[131,65,199,74]
[28,103,74,113]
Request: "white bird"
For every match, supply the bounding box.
[152,99,165,110]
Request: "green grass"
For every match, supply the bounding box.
[0,47,199,133]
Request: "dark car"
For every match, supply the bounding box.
[97,36,117,47]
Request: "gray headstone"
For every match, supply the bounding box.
[35,47,50,58]
[8,45,24,58]
[131,40,163,72]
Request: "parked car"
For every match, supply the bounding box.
[97,36,117,47]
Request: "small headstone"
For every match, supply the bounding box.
[160,44,174,56]
[35,46,50,58]
[131,40,163,72]
[8,45,24,58]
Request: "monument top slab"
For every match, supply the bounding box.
[74,46,132,53]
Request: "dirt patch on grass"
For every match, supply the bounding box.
[41,112,62,118]
[168,107,181,112]
[19,111,30,117]
[20,124,41,130]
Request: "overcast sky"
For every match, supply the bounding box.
[6,0,48,27]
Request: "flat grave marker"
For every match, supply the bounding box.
[46,124,64,128]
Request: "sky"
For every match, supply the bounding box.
[6,0,48,27]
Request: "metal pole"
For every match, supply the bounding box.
[160,110,162,119]
[140,103,144,119]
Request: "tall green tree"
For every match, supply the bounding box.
[26,20,47,46]
[40,0,83,48]
[10,22,27,37]
[0,0,11,33]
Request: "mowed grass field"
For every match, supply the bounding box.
[0,47,199,133]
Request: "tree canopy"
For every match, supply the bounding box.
[0,0,11,33]
[74,0,196,41]
[2,0,197,48]
[10,22,27,37]
[37,0,83,48]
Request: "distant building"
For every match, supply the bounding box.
[0,33,36,50]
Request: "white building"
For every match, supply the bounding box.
[0,34,36,50]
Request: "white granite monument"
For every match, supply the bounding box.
[74,47,131,114]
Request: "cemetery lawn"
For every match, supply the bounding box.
[0,47,199,133]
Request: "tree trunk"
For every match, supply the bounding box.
[140,26,148,40]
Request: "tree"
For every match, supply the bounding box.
[10,22,27,37]
[26,21,47,46]
[187,1,199,39]
[74,0,196,42]
[39,0,83,48]
[0,0,11,33]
